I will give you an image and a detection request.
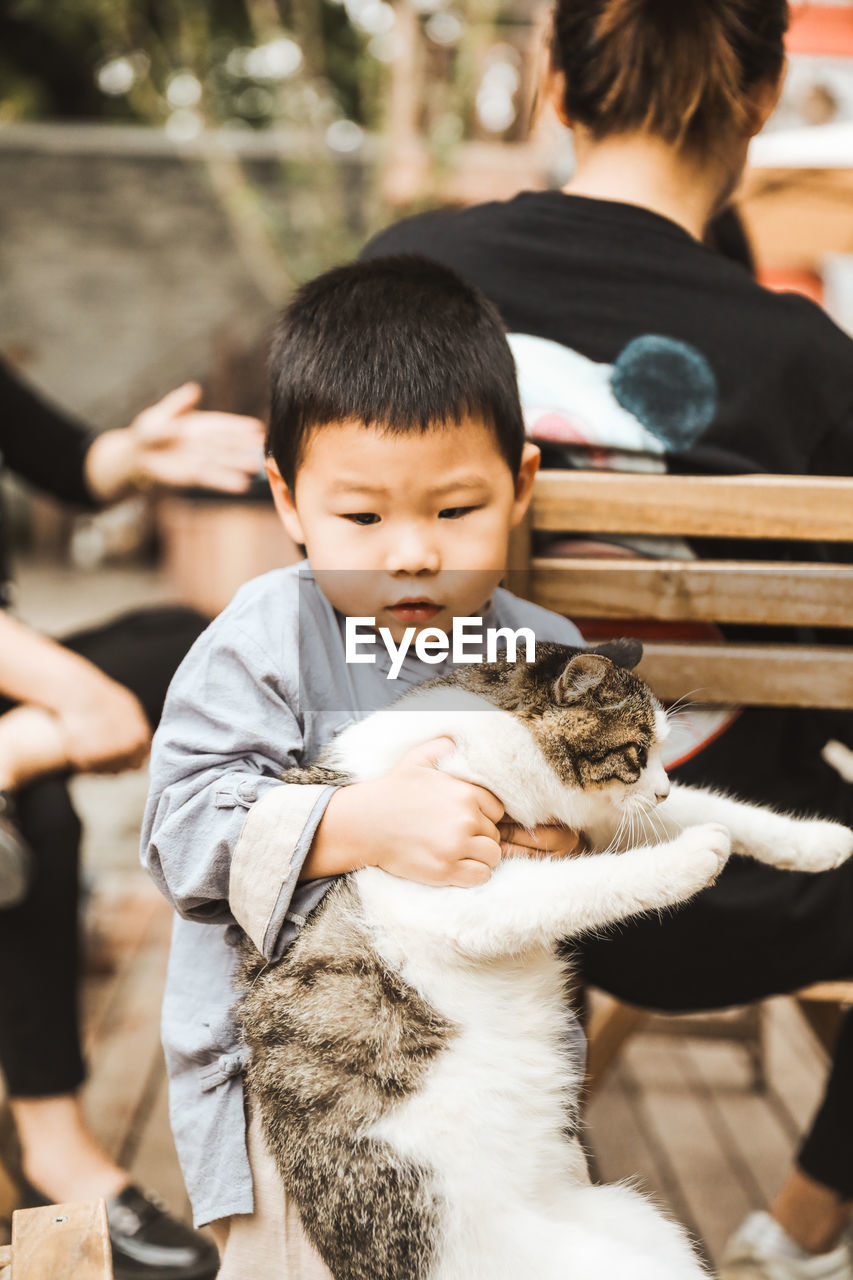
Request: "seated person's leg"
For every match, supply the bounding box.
[1,606,214,1280]
[4,774,171,1211]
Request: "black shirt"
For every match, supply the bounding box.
[0,360,96,602]
[362,191,853,480]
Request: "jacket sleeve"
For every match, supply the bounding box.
[140,619,337,960]
[0,360,98,506]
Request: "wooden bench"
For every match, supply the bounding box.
[511,470,853,1089]
[0,1201,112,1279]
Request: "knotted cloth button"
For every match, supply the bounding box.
[199,1050,249,1091]
[237,780,258,803]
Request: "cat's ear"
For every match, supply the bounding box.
[588,638,643,671]
[553,653,610,705]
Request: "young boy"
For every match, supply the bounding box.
[142,255,584,1275]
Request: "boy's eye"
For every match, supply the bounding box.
[343,513,381,526]
[438,506,476,520]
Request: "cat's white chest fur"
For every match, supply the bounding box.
[369,942,587,1195]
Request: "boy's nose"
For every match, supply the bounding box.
[386,531,440,576]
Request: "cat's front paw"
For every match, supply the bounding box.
[657,823,731,901]
[677,822,732,883]
[768,818,853,873]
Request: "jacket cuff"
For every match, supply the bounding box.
[229,782,335,953]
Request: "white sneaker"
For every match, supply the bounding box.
[720,1212,853,1280]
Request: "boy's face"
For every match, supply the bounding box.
[267,418,539,641]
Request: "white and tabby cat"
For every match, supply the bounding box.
[238,641,853,1280]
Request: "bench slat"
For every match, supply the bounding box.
[11,1201,113,1279]
[624,641,853,708]
[532,472,853,541]
[531,558,853,627]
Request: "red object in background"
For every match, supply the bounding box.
[788,3,853,57]
[757,267,825,304]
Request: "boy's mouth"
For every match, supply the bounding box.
[387,598,442,624]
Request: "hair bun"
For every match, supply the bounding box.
[550,0,788,150]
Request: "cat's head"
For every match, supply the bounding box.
[453,640,671,825]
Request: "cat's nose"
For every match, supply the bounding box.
[654,780,671,803]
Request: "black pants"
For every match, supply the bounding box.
[0,606,205,1099]
[578,705,853,1199]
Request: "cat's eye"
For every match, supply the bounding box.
[635,745,648,768]
[343,513,381,526]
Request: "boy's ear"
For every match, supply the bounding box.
[509,442,540,528]
[265,458,305,545]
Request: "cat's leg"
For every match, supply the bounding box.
[358,823,731,961]
[554,1183,710,1280]
[653,784,853,873]
[436,1195,707,1280]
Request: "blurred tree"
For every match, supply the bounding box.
[0,0,396,296]
[0,0,382,131]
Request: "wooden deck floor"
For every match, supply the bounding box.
[586,998,826,1269]
[81,872,191,1223]
[70,867,830,1275]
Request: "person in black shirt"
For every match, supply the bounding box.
[0,358,263,1280]
[363,1,853,1276]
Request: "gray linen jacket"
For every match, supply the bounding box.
[141,562,584,1226]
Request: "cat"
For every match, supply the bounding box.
[237,641,853,1280]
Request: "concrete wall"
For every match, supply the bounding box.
[0,124,374,430]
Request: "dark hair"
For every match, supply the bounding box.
[550,0,789,151]
[267,255,525,487]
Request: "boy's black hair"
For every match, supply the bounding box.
[267,254,525,487]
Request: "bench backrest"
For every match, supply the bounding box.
[511,472,853,708]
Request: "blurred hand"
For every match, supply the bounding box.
[499,822,582,860]
[128,382,265,494]
[54,674,152,774]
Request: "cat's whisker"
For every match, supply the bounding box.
[646,805,669,848]
[632,795,668,849]
[665,689,716,725]
[604,809,628,855]
[665,687,705,716]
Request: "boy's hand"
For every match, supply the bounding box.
[499,822,582,860]
[304,737,505,887]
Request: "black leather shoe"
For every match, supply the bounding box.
[0,790,32,909]
[106,1186,219,1280]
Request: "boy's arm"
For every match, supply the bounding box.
[141,621,337,962]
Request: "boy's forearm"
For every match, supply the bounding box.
[298,785,377,881]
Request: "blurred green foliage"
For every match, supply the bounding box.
[0,0,384,130]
